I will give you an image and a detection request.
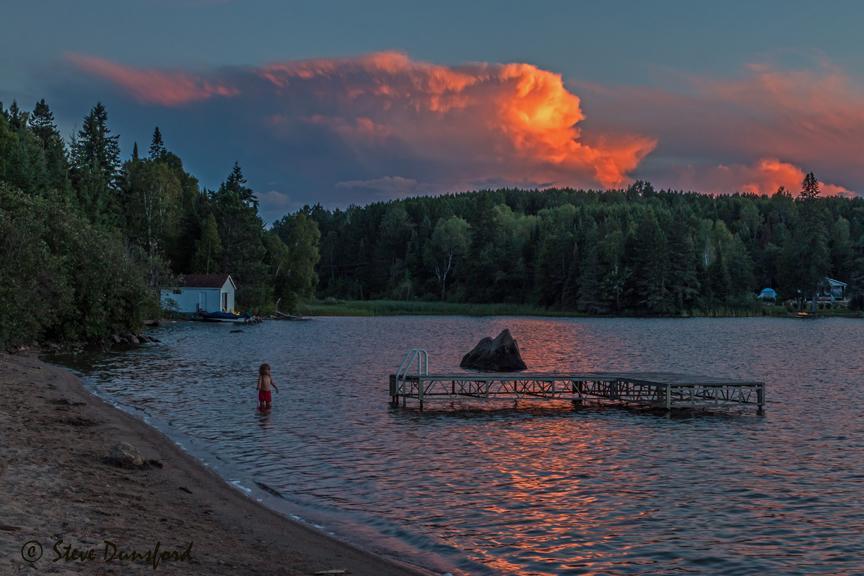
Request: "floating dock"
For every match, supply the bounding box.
[389,350,765,414]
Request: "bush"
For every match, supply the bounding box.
[0,183,154,348]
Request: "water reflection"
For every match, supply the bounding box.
[61,317,864,575]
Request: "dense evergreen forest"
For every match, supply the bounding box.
[305,179,864,314]
[0,100,319,349]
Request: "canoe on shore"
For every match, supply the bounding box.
[273,311,310,321]
[195,311,261,323]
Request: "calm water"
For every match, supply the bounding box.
[64,317,864,575]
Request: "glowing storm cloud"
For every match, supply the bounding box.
[67,51,656,190]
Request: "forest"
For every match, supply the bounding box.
[0,100,319,349]
[305,179,864,314]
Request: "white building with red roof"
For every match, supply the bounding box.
[160,273,236,314]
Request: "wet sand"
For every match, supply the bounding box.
[0,353,430,575]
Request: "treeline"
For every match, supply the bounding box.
[304,179,864,314]
[0,100,319,348]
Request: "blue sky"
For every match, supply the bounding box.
[3,0,864,220]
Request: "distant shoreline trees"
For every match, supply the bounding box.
[304,177,864,315]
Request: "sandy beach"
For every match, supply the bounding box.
[0,352,430,576]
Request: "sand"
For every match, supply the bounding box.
[0,352,432,575]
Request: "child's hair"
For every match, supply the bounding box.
[259,363,271,376]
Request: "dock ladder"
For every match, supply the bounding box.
[391,349,429,407]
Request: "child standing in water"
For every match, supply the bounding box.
[257,363,279,409]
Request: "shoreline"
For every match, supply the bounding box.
[298,299,863,319]
[0,352,433,576]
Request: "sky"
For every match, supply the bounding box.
[3,0,864,221]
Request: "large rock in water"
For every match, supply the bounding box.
[460,329,527,372]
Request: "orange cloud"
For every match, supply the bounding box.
[66,53,238,106]
[677,158,852,197]
[256,52,656,188]
[575,60,863,195]
[68,51,654,189]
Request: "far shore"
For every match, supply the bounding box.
[297,298,864,319]
[0,353,431,576]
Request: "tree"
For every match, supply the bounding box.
[577,221,601,311]
[194,214,222,274]
[210,165,268,307]
[425,216,470,300]
[780,201,829,311]
[800,172,820,200]
[7,101,26,130]
[225,162,257,208]
[70,102,121,222]
[29,99,57,145]
[773,185,791,199]
[667,210,700,312]
[149,126,166,160]
[629,210,669,312]
[270,212,321,311]
[374,204,414,296]
[119,158,183,287]
[534,204,577,306]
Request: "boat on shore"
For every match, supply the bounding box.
[195,311,261,323]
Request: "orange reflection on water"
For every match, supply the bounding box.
[432,412,647,575]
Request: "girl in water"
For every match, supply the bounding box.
[257,363,279,409]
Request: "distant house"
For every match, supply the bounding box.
[818,277,847,302]
[160,274,236,314]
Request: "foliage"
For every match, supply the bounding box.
[270,212,321,311]
[304,176,864,315]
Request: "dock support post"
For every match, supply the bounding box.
[757,384,765,415]
[389,375,398,407]
[571,380,582,409]
[665,384,672,411]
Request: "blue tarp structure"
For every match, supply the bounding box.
[758,287,778,301]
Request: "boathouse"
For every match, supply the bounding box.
[818,277,847,302]
[160,273,236,314]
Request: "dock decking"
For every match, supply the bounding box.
[389,351,765,414]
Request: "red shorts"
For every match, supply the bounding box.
[258,390,272,403]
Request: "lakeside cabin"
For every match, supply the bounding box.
[160,273,237,315]
[818,277,848,303]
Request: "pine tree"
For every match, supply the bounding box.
[577,221,601,312]
[70,102,121,222]
[194,214,222,274]
[629,211,669,312]
[667,211,700,312]
[708,251,731,303]
[29,99,57,145]
[149,127,166,160]
[224,162,258,208]
[7,101,26,130]
[800,172,820,201]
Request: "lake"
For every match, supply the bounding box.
[64,317,864,575]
